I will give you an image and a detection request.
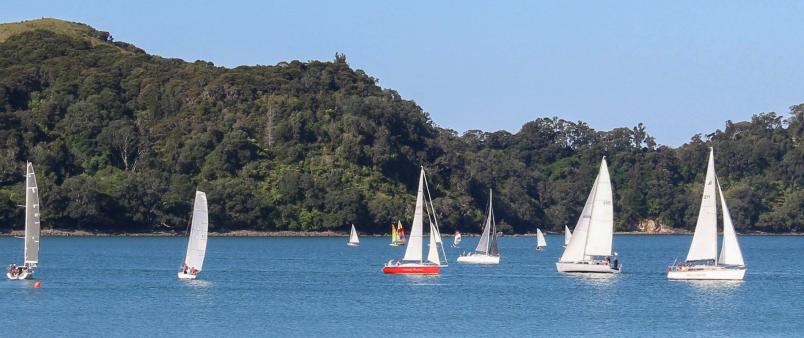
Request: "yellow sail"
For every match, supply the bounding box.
[391,224,398,243]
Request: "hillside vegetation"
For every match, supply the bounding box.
[0,19,801,234]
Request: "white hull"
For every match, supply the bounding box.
[347,242,359,247]
[177,272,198,280]
[667,266,745,280]
[6,271,32,280]
[456,253,500,265]
[536,246,546,251]
[556,261,621,273]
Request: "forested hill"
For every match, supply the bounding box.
[0,19,801,234]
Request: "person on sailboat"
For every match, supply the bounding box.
[7,264,16,278]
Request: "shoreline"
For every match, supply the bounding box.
[1,229,802,237]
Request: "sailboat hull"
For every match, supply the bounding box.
[177,272,198,280]
[6,271,32,280]
[667,266,745,280]
[456,254,500,265]
[383,263,440,275]
[556,262,621,273]
[347,242,359,247]
[536,246,546,251]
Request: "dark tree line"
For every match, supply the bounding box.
[0,19,801,234]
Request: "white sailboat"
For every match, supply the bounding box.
[536,228,547,251]
[668,148,745,280]
[564,225,572,248]
[383,167,447,274]
[178,191,209,280]
[556,157,621,273]
[453,230,462,247]
[6,162,41,280]
[457,189,500,264]
[347,224,360,247]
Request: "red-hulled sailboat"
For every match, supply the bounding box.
[383,167,447,275]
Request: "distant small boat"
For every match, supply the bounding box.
[383,166,447,275]
[178,191,208,280]
[390,222,405,247]
[564,225,572,248]
[536,228,547,251]
[348,224,360,247]
[6,162,41,280]
[457,189,500,265]
[668,148,745,280]
[453,230,462,247]
[556,157,621,274]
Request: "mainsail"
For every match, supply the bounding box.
[686,148,718,262]
[564,225,572,246]
[183,191,209,271]
[474,189,497,255]
[402,168,426,262]
[559,157,614,262]
[536,228,547,248]
[24,162,41,265]
[349,224,360,244]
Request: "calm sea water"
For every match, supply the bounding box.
[1,235,803,337]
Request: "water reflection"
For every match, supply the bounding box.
[566,273,619,288]
[686,280,743,294]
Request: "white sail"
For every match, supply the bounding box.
[584,157,614,257]
[403,168,426,262]
[454,231,462,246]
[536,228,547,248]
[686,148,718,262]
[717,180,744,266]
[349,224,360,244]
[183,191,209,271]
[427,224,441,264]
[24,162,41,265]
[564,225,572,246]
[559,168,599,262]
[475,190,494,254]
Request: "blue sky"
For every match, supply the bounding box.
[5,1,804,145]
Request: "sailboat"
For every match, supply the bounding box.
[178,191,209,280]
[6,162,41,280]
[453,230,462,247]
[390,222,405,247]
[556,157,621,273]
[668,148,745,280]
[347,224,360,247]
[564,225,572,248]
[457,189,500,264]
[383,167,448,274]
[536,228,547,251]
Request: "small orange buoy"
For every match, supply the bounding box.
[34,281,41,288]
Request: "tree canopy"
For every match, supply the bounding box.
[0,19,801,234]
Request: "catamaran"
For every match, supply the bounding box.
[564,225,572,248]
[556,157,621,273]
[348,224,360,247]
[457,189,500,264]
[536,228,547,251]
[383,167,448,274]
[667,148,746,280]
[178,191,209,280]
[453,230,462,247]
[6,162,41,280]
[390,222,405,247]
